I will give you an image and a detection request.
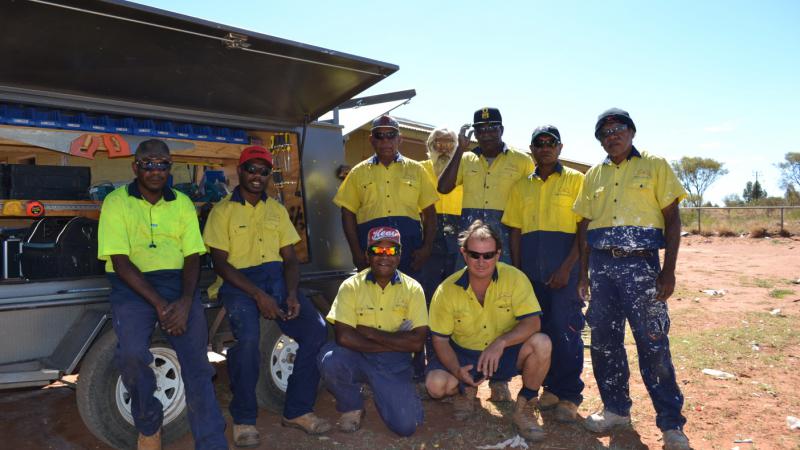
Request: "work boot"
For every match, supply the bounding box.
[137,428,161,450]
[337,409,365,433]
[538,390,559,410]
[554,400,579,423]
[512,396,545,443]
[489,380,513,402]
[281,412,332,435]
[232,424,259,448]
[453,386,477,421]
[663,429,691,450]
[584,409,631,433]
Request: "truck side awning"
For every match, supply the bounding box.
[0,0,398,129]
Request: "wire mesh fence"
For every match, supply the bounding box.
[680,206,800,236]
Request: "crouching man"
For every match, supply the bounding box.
[425,220,552,442]
[318,227,428,436]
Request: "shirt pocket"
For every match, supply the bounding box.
[452,308,474,335]
[356,305,377,327]
[361,181,378,206]
[398,178,421,208]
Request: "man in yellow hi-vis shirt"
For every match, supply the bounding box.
[502,125,586,423]
[203,146,330,447]
[98,139,226,450]
[424,221,551,443]
[574,108,690,450]
[318,227,428,436]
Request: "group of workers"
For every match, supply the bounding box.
[97,106,691,450]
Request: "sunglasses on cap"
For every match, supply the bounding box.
[135,160,172,172]
[599,123,629,139]
[372,130,399,140]
[242,163,271,176]
[368,245,401,256]
[474,124,502,134]
[465,249,498,260]
[533,139,560,149]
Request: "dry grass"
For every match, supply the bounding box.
[750,227,769,238]
[778,228,793,237]
[717,227,738,237]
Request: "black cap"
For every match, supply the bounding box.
[595,108,636,140]
[371,115,400,131]
[531,125,561,143]
[473,107,502,125]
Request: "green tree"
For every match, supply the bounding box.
[785,184,800,205]
[671,157,728,207]
[743,180,767,203]
[777,152,800,189]
[723,193,744,206]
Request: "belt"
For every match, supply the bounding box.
[597,247,656,258]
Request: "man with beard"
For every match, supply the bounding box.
[574,108,690,449]
[502,125,586,423]
[437,107,534,402]
[98,139,227,450]
[318,227,428,436]
[203,146,331,447]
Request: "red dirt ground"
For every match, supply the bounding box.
[2,235,799,449]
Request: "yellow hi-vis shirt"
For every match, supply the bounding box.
[202,187,300,269]
[454,145,535,211]
[421,159,462,216]
[502,163,584,234]
[333,153,439,224]
[98,182,205,273]
[429,262,541,351]
[572,148,687,249]
[326,269,429,332]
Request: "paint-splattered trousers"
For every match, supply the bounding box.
[317,342,423,436]
[587,250,687,431]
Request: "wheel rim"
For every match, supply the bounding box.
[115,346,186,426]
[270,334,298,392]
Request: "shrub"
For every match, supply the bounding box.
[717,227,737,237]
[778,229,793,238]
[750,227,769,238]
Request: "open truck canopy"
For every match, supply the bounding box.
[0,0,398,129]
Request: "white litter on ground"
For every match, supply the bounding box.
[702,368,736,379]
[701,289,726,296]
[476,435,529,449]
[788,416,800,430]
[770,308,782,316]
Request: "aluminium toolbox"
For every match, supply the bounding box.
[21,217,104,279]
[2,164,91,200]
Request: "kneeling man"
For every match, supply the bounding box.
[425,220,552,442]
[318,227,428,436]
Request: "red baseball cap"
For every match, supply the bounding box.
[239,145,273,167]
[367,226,402,246]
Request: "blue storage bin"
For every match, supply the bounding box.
[154,120,174,138]
[112,117,135,134]
[7,105,34,126]
[191,125,213,141]
[63,111,82,129]
[0,104,8,124]
[174,123,192,139]
[34,108,62,128]
[212,127,231,142]
[231,129,248,143]
[135,118,156,136]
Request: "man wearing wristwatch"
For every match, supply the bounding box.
[573,108,690,450]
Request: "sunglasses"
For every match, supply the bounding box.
[372,130,399,140]
[135,160,172,172]
[368,245,401,256]
[474,124,502,134]
[242,163,271,176]
[533,140,560,149]
[465,249,498,260]
[599,124,628,139]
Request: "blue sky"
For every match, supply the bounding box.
[139,0,799,204]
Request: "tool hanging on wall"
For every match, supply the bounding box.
[270,133,295,188]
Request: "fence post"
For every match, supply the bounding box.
[781,207,785,233]
[697,208,702,233]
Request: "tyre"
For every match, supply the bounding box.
[76,330,190,449]
[256,319,296,413]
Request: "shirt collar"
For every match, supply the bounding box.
[126,180,176,201]
[531,161,563,180]
[472,143,509,157]
[365,269,402,285]
[230,186,268,205]
[453,266,499,290]
[369,153,404,165]
[603,146,641,165]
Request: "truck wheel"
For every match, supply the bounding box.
[76,330,190,449]
[256,319,296,413]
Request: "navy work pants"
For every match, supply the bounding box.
[220,263,327,423]
[108,271,227,450]
[587,250,686,431]
[317,342,423,437]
